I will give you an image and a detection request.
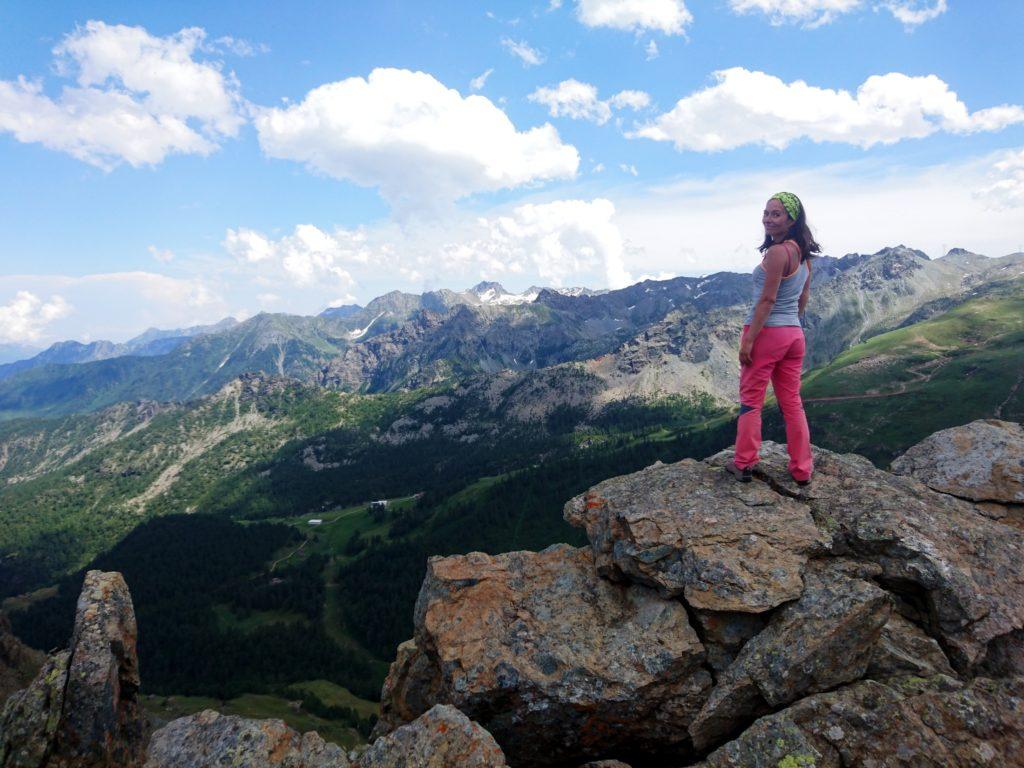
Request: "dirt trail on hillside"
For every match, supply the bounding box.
[804,355,952,403]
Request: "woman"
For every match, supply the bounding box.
[726,192,820,485]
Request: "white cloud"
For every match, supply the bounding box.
[0,292,72,343]
[211,35,269,57]
[608,89,651,110]
[728,0,946,28]
[148,245,175,263]
[575,0,693,35]
[441,199,634,288]
[529,79,650,125]
[254,68,578,208]
[549,0,564,9]
[593,162,606,172]
[0,21,244,169]
[501,37,545,66]
[620,163,639,176]
[883,0,947,27]
[529,80,611,123]
[729,0,862,27]
[223,225,366,289]
[631,68,1024,151]
[975,148,1024,210]
[470,68,494,91]
[645,39,660,59]
[0,272,225,344]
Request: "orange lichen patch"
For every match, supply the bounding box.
[261,722,293,764]
[586,494,608,510]
[437,722,449,734]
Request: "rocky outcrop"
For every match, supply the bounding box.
[375,436,1024,765]
[380,544,711,766]
[144,709,351,768]
[358,705,506,768]
[694,675,1024,768]
[689,561,891,750]
[1,570,145,768]
[892,419,1024,530]
[563,459,830,612]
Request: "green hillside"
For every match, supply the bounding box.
[788,280,1024,465]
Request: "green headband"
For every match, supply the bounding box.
[770,192,801,221]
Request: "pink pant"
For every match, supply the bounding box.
[734,325,813,481]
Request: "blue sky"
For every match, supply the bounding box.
[1,0,1023,346]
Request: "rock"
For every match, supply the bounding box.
[892,419,1024,503]
[867,612,955,679]
[0,570,145,768]
[144,709,350,767]
[0,651,70,767]
[694,675,1024,768]
[373,639,443,739]
[56,571,145,767]
[692,611,767,674]
[753,442,1024,673]
[563,459,830,613]
[358,704,507,767]
[382,544,711,767]
[0,613,45,706]
[689,562,891,750]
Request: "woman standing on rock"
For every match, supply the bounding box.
[727,192,819,485]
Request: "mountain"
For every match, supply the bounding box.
[0,317,239,382]
[2,248,1022,422]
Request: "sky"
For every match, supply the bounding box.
[1,0,1023,346]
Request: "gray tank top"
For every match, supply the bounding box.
[745,242,807,327]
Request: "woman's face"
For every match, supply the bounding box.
[762,199,792,240]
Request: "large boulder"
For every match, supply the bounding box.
[358,705,506,768]
[563,459,830,613]
[891,419,1024,503]
[693,675,1024,768]
[750,442,1024,673]
[379,544,711,767]
[0,570,145,768]
[144,709,350,768]
[689,561,891,750]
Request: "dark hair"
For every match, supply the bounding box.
[758,194,821,261]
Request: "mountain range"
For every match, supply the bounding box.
[3,246,1022,422]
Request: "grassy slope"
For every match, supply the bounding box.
[791,285,1024,465]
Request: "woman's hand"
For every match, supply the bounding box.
[739,337,754,367]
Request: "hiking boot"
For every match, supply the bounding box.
[725,461,753,483]
[791,474,811,487]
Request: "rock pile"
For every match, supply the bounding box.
[375,436,1024,767]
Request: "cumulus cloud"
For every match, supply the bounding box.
[631,68,1024,151]
[211,35,269,57]
[620,163,639,176]
[575,0,693,35]
[529,79,650,125]
[253,67,579,208]
[223,224,367,290]
[501,38,545,66]
[442,199,634,289]
[470,68,494,91]
[0,292,72,343]
[0,21,244,169]
[975,148,1024,210]
[645,39,660,59]
[729,0,946,28]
